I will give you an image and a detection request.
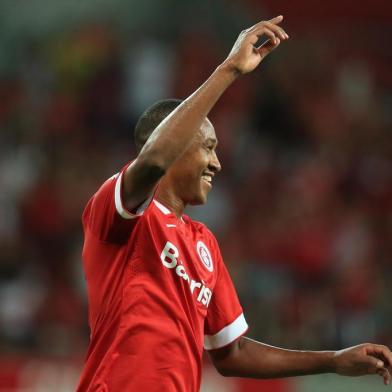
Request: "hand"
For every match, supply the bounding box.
[223,15,289,75]
[332,343,392,385]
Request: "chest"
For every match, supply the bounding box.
[134,211,218,309]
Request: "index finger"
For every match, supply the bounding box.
[268,15,284,24]
[249,15,284,33]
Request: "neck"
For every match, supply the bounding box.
[155,186,186,218]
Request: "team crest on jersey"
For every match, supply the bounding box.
[196,241,213,272]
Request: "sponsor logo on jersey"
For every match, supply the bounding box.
[196,241,213,272]
[160,241,212,308]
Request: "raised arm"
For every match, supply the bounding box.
[122,16,289,211]
[209,336,392,386]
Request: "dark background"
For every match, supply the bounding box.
[0,0,391,390]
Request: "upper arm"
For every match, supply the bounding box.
[121,155,165,213]
[85,163,152,243]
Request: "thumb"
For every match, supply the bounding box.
[366,356,385,373]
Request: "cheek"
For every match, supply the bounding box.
[197,152,210,169]
[171,150,208,185]
[184,154,207,174]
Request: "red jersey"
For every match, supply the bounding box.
[77,163,248,392]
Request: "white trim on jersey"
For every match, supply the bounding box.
[204,313,248,350]
[153,199,186,223]
[153,199,170,215]
[114,170,151,219]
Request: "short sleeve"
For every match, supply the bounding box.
[83,162,152,243]
[204,251,248,350]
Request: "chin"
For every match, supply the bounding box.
[188,192,208,206]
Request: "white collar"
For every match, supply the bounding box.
[153,199,170,215]
[153,199,185,223]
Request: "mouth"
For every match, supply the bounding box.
[201,173,213,188]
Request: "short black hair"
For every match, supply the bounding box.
[134,99,183,151]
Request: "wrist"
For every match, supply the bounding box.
[216,60,241,82]
[322,351,338,373]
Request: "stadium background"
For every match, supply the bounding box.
[0,0,391,390]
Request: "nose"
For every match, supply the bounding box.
[209,151,222,173]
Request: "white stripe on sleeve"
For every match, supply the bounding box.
[204,313,248,350]
[114,170,151,219]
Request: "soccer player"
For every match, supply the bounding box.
[77,16,392,391]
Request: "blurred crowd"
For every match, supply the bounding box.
[0,2,391,363]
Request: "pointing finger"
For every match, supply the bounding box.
[377,368,391,385]
[248,15,284,34]
[268,15,284,24]
[384,369,391,385]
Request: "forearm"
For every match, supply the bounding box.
[139,62,237,169]
[121,17,288,208]
[138,16,289,171]
[216,336,335,379]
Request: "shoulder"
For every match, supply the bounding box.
[82,174,117,217]
[185,215,209,234]
[89,172,119,204]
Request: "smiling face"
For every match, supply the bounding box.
[162,118,221,205]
